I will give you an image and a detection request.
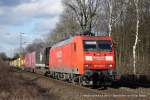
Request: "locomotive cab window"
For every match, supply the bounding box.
[84,41,97,51]
[84,40,112,52]
[97,40,112,52]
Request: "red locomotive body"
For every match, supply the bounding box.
[49,35,115,80]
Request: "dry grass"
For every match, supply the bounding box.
[0,58,56,100]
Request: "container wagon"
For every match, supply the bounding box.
[24,47,51,73]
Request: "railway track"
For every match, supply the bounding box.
[19,71,103,94]
[14,70,150,100]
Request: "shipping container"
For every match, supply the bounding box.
[35,49,46,67]
[24,52,36,69]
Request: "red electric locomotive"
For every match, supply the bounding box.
[48,34,116,86]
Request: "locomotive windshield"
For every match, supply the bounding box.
[84,40,112,51]
[84,41,97,51]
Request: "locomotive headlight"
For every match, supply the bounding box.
[85,56,93,61]
[105,56,113,61]
[109,64,113,67]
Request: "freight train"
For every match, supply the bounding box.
[10,34,117,86]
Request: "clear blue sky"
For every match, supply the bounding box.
[0,0,63,57]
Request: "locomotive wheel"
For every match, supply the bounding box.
[72,78,76,85]
[44,71,48,76]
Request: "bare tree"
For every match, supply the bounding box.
[108,0,113,36]
[0,52,7,60]
[25,39,46,53]
[133,0,139,74]
[63,0,101,32]
[107,0,127,36]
